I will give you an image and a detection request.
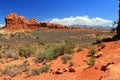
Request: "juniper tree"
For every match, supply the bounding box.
[116,0,120,36]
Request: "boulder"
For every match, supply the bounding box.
[69,67,75,72]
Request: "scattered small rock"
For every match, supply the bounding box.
[69,67,75,72]
[95,67,98,69]
[55,71,63,74]
[63,68,68,72]
[101,62,115,72]
[58,68,60,70]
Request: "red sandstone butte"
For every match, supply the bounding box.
[5,13,79,30]
[40,22,68,29]
[5,13,40,30]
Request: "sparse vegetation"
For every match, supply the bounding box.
[77,46,83,52]
[0,28,116,78]
[1,64,29,77]
[18,44,35,58]
[86,56,96,67]
[98,42,106,51]
[69,61,75,67]
[35,42,75,63]
[31,68,40,75]
[61,55,72,64]
[88,47,96,56]
[40,64,50,73]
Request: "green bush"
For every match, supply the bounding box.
[0,52,3,59]
[10,33,15,38]
[35,46,58,63]
[38,40,45,45]
[35,51,56,63]
[98,43,106,51]
[88,48,96,56]
[35,42,75,63]
[40,65,50,73]
[77,46,83,52]
[69,61,74,67]
[1,64,29,77]
[18,45,35,58]
[35,44,75,63]
[61,55,72,64]
[65,40,75,49]
[32,68,40,75]
[60,45,74,54]
[86,56,96,67]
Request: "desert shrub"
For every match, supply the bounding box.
[88,47,96,56]
[65,40,75,49]
[35,46,58,63]
[13,54,20,60]
[1,64,29,77]
[0,34,3,37]
[4,50,14,58]
[98,42,106,51]
[61,55,72,64]
[31,68,40,75]
[35,36,40,40]
[59,45,74,54]
[86,56,96,67]
[69,61,74,67]
[35,52,47,63]
[2,67,19,77]
[40,64,50,73]
[0,52,3,59]
[35,51,56,63]
[16,64,29,72]
[10,33,15,38]
[94,39,102,44]
[77,46,83,52]
[57,41,75,55]
[35,43,75,63]
[18,44,35,58]
[38,40,45,45]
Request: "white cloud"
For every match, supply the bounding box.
[49,16,113,27]
[0,24,5,27]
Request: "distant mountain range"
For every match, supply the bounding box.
[69,25,116,29]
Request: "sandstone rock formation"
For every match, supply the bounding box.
[40,22,68,29]
[71,26,81,29]
[5,13,40,30]
[5,14,28,30]
[5,13,80,30]
[27,18,39,29]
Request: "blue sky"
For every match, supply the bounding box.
[0,0,118,27]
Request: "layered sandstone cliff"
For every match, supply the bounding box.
[5,13,80,30]
[5,13,39,30]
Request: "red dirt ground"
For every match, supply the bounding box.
[1,40,120,80]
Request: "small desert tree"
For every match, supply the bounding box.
[116,0,120,36]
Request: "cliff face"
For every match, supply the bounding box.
[117,0,120,35]
[5,13,40,30]
[5,13,71,30]
[40,22,68,29]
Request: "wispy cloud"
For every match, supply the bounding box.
[49,16,113,26]
[0,24,5,27]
